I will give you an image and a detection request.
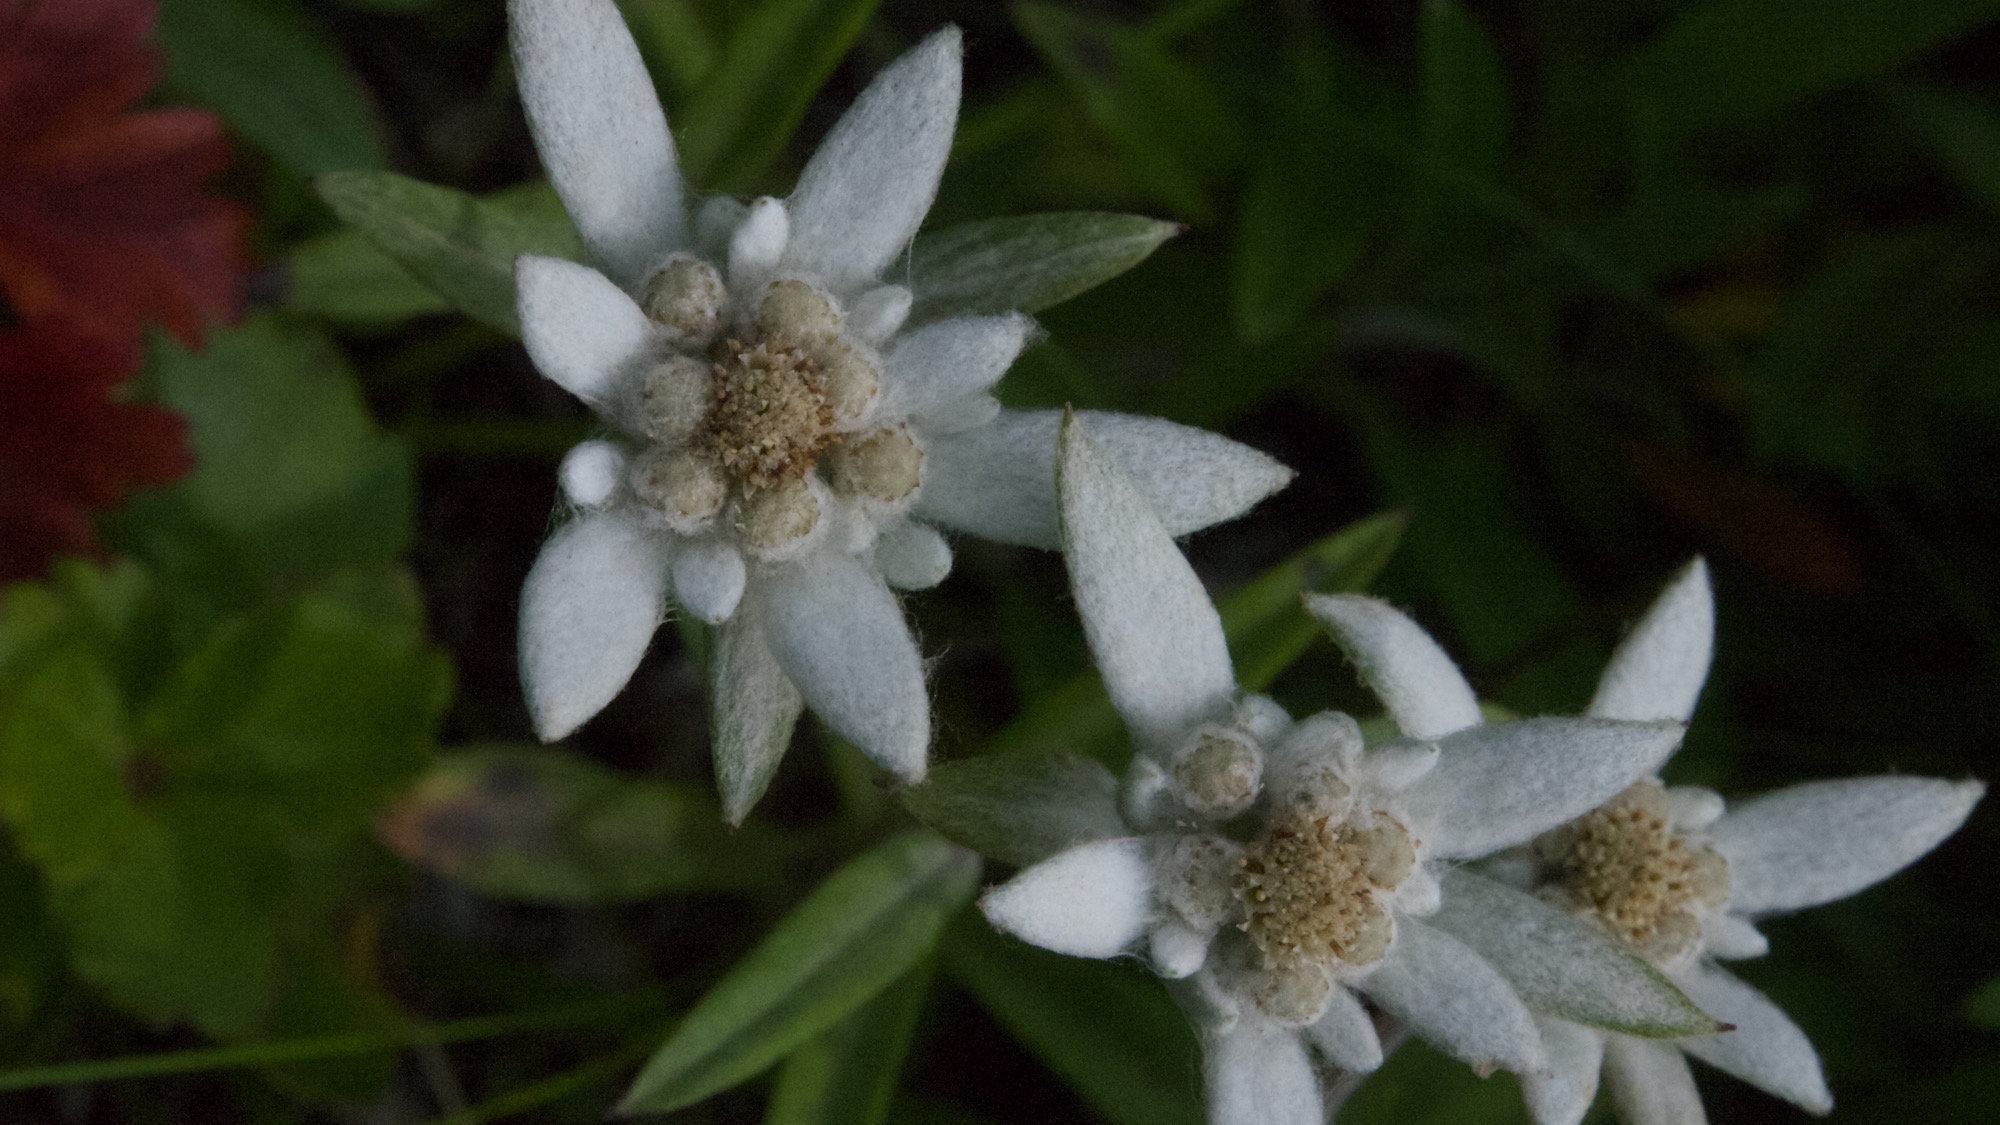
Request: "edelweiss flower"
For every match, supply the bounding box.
[506,0,1289,815]
[979,414,1690,1125]
[1443,560,1985,1125]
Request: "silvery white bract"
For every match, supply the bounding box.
[1419,560,1987,1125]
[506,0,1291,818]
[978,414,1690,1125]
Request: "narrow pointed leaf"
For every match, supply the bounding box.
[900,750,1123,867]
[618,833,978,1115]
[1431,870,1720,1038]
[906,213,1181,324]
[316,173,585,333]
[713,604,805,826]
[376,746,784,904]
[764,962,933,1125]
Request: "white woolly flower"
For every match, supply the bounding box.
[507,0,1291,815]
[978,414,1692,1125]
[1415,559,1987,1125]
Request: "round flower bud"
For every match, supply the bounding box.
[642,255,726,346]
[628,446,725,532]
[814,337,882,426]
[830,424,924,505]
[736,475,823,558]
[756,278,842,349]
[639,355,714,443]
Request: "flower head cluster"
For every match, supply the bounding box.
[1447,560,1988,1125]
[506,0,1290,816]
[978,414,1692,1125]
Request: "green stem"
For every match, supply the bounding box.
[0,996,665,1093]
[422,1038,654,1125]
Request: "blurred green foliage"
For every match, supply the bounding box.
[2,0,1997,1121]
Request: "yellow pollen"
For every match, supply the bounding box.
[1235,813,1412,970]
[1534,782,1730,955]
[701,339,835,492]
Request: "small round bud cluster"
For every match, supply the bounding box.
[619,257,919,560]
[1531,780,1730,966]
[1235,811,1416,976]
[1170,726,1264,821]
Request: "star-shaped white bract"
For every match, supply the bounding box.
[978,413,1690,1125]
[1423,560,1988,1125]
[506,0,1292,816]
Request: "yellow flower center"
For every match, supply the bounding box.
[1235,812,1414,971]
[1533,781,1729,963]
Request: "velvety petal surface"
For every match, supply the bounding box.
[782,28,961,292]
[519,508,669,740]
[1522,1017,1606,1125]
[1202,1017,1323,1125]
[979,837,1153,958]
[1057,413,1236,752]
[1303,985,1383,1073]
[516,255,655,410]
[916,408,1292,548]
[1403,718,1687,858]
[1589,558,1714,723]
[1305,594,1481,739]
[510,0,682,287]
[1360,917,1544,1076]
[1675,963,1832,1114]
[1603,1037,1708,1125]
[710,599,803,825]
[1711,777,1984,916]
[879,313,1032,422]
[757,548,929,781]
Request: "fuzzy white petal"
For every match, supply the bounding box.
[1304,986,1383,1073]
[1202,1017,1323,1125]
[728,197,789,293]
[711,600,803,826]
[1675,963,1832,1114]
[879,314,1033,421]
[1523,1017,1605,1125]
[519,508,668,741]
[913,393,1001,436]
[1404,718,1687,858]
[1361,917,1545,1076]
[694,196,747,258]
[1666,786,1725,831]
[782,28,961,292]
[917,408,1293,548]
[873,521,952,590]
[516,256,655,409]
[1306,594,1482,739]
[980,838,1154,958]
[1590,559,1714,723]
[1700,914,1769,961]
[758,550,929,781]
[669,539,746,624]
[850,285,914,345]
[1602,1037,1708,1125]
[1711,777,1984,916]
[509,0,680,288]
[558,440,627,508]
[1058,414,1236,753]
[1150,919,1211,979]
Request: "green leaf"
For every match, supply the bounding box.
[0,647,140,882]
[113,315,414,604]
[765,961,934,1125]
[1627,0,2000,131]
[900,751,1123,867]
[672,0,885,190]
[907,213,1181,325]
[1430,869,1721,1038]
[1966,973,2000,1029]
[1419,0,1509,177]
[713,606,806,826]
[618,833,979,1114]
[1887,84,2000,213]
[52,800,289,1039]
[1014,4,1244,220]
[989,512,1406,761]
[284,228,454,327]
[377,746,785,904]
[1227,511,1407,692]
[156,0,387,176]
[138,574,449,831]
[943,922,1202,1125]
[316,173,586,334]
